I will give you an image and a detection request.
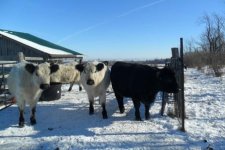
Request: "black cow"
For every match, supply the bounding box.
[110,61,179,121]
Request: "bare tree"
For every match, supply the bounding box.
[200,14,225,76]
[184,38,208,69]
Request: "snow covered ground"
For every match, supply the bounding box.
[0,68,225,150]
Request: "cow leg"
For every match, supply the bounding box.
[89,101,94,115]
[160,92,168,116]
[115,92,124,113]
[101,103,108,119]
[145,103,150,120]
[18,99,25,127]
[30,107,36,125]
[68,82,74,91]
[79,84,82,91]
[19,109,25,127]
[88,95,94,115]
[132,99,142,121]
[100,94,108,119]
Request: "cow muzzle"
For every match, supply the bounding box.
[87,79,95,85]
[40,84,50,90]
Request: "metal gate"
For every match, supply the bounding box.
[0,61,16,110]
[161,38,185,131]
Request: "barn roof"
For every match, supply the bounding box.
[0,29,82,56]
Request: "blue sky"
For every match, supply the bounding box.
[0,0,225,60]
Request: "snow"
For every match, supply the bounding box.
[1,68,225,150]
[0,31,72,55]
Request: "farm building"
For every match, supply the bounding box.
[0,29,83,105]
[0,29,83,62]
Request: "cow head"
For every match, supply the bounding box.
[76,61,108,86]
[25,62,59,90]
[157,67,179,93]
[50,63,60,74]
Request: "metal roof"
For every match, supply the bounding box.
[0,29,82,56]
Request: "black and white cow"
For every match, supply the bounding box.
[50,61,82,91]
[76,61,110,119]
[110,61,179,121]
[7,61,59,127]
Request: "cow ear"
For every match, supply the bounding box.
[76,64,84,72]
[102,61,109,66]
[96,63,104,71]
[50,62,55,66]
[25,63,36,74]
[50,64,59,74]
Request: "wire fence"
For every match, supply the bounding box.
[161,38,185,131]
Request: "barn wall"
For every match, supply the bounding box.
[0,35,48,61]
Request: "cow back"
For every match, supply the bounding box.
[110,62,160,99]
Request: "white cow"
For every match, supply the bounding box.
[50,62,82,91]
[7,61,59,127]
[76,61,110,119]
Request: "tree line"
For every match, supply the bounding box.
[184,14,225,77]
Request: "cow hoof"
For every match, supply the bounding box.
[135,117,142,121]
[145,114,150,120]
[103,115,108,119]
[119,107,125,113]
[102,112,108,119]
[79,86,82,91]
[89,111,94,115]
[19,122,25,128]
[30,118,36,125]
[145,116,150,120]
[89,106,94,115]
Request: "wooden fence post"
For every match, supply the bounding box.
[171,48,179,58]
[18,52,25,62]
